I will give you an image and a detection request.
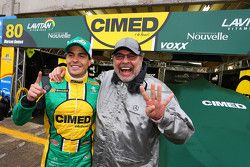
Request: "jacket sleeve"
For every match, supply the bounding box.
[156,84,195,144]
[12,95,37,126]
[95,70,113,84]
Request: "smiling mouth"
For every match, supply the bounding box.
[70,65,83,71]
[119,67,133,77]
[120,67,132,72]
[70,64,83,67]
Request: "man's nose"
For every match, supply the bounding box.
[72,55,79,61]
[121,56,129,62]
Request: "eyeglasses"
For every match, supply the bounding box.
[113,53,138,61]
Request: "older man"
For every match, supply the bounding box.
[50,37,194,167]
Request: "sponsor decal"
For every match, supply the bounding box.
[55,115,91,124]
[221,18,250,31]
[0,47,14,99]
[50,139,59,146]
[160,42,189,51]
[70,80,83,84]
[187,32,229,41]
[91,17,158,32]
[3,39,23,44]
[67,38,87,45]
[202,100,247,109]
[86,12,168,48]
[0,79,11,84]
[54,100,93,140]
[1,53,12,63]
[50,89,56,92]
[90,86,97,93]
[50,88,68,93]
[48,32,71,39]
[27,18,56,31]
[88,81,99,85]
[1,88,10,96]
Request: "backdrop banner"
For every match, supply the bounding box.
[2,9,250,55]
[0,16,16,44]
[2,16,91,48]
[0,47,15,99]
[156,9,250,55]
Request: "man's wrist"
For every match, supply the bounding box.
[21,96,36,108]
[151,114,164,123]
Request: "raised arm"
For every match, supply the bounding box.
[140,83,194,144]
[12,72,46,125]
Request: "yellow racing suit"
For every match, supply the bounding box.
[13,70,99,167]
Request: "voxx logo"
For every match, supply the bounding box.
[160,42,189,51]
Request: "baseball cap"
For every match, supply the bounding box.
[113,38,141,55]
[65,36,92,58]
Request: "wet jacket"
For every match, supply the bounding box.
[93,70,194,167]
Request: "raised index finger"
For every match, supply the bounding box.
[35,71,42,85]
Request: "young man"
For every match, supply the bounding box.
[12,37,99,167]
[50,37,194,166]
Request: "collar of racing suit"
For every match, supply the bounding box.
[111,61,147,94]
[65,68,88,84]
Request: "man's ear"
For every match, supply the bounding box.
[89,59,93,66]
[139,55,144,61]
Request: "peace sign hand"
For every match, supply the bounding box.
[27,71,46,102]
[139,83,174,121]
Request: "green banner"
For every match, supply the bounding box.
[2,16,91,48]
[2,9,250,55]
[156,9,250,55]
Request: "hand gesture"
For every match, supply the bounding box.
[27,71,46,101]
[139,83,174,121]
[49,67,65,82]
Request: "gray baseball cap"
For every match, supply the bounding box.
[113,38,141,55]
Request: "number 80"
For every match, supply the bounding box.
[5,24,23,38]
